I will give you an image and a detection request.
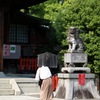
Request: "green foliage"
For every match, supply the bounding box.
[29,0,100,73]
[29,3,45,18]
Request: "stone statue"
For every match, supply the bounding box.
[54,26,100,100]
[67,26,84,52]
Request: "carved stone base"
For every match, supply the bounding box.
[54,73,100,100]
[61,67,90,73]
[64,53,87,67]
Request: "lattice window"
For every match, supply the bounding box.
[9,24,16,42]
[9,24,28,43]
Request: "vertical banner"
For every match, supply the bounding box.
[78,74,86,86]
[3,44,10,56]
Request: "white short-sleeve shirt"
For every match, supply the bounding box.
[35,66,52,81]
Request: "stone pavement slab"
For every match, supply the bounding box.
[0,96,99,100]
[0,96,63,100]
[0,96,39,100]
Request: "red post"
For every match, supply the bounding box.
[55,75,58,89]
[20,58,22,71]
[26,58,29,70]
[29,58,32,70]
[35,58,37,70]
[78,74,86,86]
[34,58,36,70]
[23,58,26,70]
[32,58,35,70]
[52,76,56,91]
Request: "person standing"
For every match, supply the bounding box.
[35,65,54,100]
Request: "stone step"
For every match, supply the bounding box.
[18,83,38,87]
[0,79,9,84]
[2,77,40,95]
[0,89,15,95]
[20,86,40,93]
[0,84,12,89]
[14,78,40,95]
[5,74,35,78]
[15,78,36,83]
[22,93,40,98]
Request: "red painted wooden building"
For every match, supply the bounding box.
[0,0,56,73]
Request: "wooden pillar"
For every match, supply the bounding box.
[0,8,4,71]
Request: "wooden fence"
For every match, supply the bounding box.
[20,58,38,71]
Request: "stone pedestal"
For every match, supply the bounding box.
[64,53,87,67]
[64,53,87,63]
[54,73,100,100]
[61,67,90,73]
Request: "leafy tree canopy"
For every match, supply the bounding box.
[29,0,100,73]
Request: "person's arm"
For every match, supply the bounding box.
[35,68,40,81]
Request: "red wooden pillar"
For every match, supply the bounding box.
[0,8,4,71]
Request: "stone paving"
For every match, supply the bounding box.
[0,96,39,100]
[0,96,99,100]
[0,73,99,100]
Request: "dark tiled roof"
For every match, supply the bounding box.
[9,11,50,27]
[0,0,47,9]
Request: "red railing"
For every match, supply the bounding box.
[20,58,38,71]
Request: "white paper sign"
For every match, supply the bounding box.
[10,45,16,53]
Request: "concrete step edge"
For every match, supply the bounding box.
[18,84,38,87]
[0,89,15,95]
